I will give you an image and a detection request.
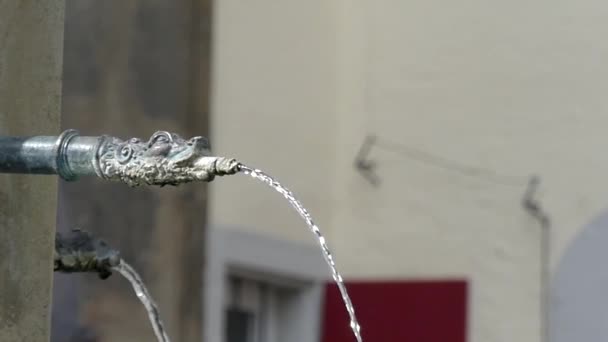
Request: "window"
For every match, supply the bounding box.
[204,228,326,342]
[225,308,254,342]
[224,274,304,342]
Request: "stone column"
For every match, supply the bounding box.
[0,1,65,341]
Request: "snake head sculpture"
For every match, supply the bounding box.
[97,131,240,187]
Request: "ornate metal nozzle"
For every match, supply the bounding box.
[0,130,240,187]
[54,229,120,279]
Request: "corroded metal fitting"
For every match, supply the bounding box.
[54,229,120,279]
[0,130,241,187]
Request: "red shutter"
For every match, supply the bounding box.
[321,280,468,342]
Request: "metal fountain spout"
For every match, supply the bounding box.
[0,129,240,186]
[54,228,121,279]
[54,228,171,342]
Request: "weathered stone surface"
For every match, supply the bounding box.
[0,1,65,341]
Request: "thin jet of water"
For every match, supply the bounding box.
[113,260,171,342]
[238,164,363,342]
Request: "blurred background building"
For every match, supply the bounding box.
[51,1,608,342]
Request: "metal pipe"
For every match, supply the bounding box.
[0,130,98,179]
[522,176,551,342]
[0,129,240,186]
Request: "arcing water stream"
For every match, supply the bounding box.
[238,164,363,342]
[114,260,171,342]
[114,163,363,342]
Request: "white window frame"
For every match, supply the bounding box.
[204,226,327,342]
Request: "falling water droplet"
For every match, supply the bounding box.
[239,164,363,342]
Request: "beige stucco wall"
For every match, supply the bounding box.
[210,1,608,341]
[209,0,338,244]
